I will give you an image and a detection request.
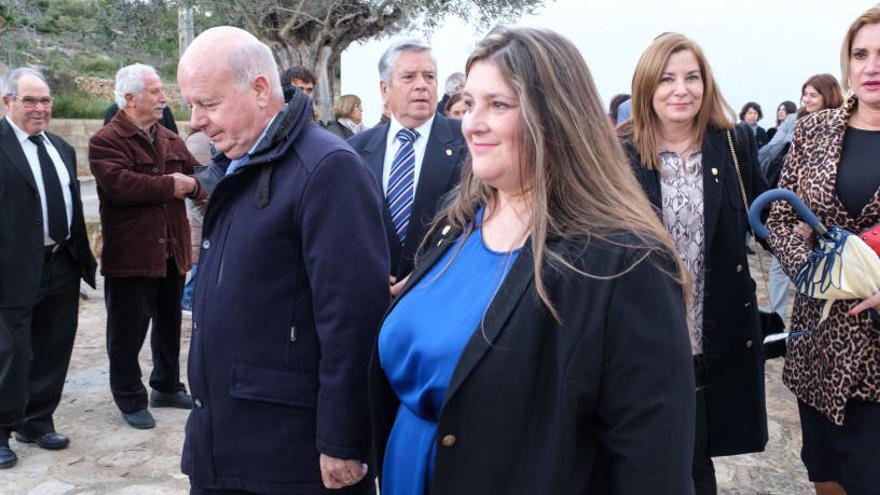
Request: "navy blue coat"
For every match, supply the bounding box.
[182,94,390,494]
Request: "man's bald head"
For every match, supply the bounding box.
[177,26,286,159]
[179,26,284,104]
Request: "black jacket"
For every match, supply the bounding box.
[369,228,696,494]
[0,119,96,308]
[624,125,769,456]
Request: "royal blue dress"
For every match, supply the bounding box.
[378,210,519,495]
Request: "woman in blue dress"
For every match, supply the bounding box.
[368,27,697,495]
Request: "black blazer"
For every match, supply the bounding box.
[368,228,696,494]
[624,125,769,456]
[348,114,466,278]
[0,118,97,308]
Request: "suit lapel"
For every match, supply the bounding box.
[702,129,726,254]
[0,119,39,193]
[401,116,460,258]
[440,245,535,411]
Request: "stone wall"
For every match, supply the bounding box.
[75,76,183,105]
[45,118,192,178]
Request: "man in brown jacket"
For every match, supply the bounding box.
[89,63,204,429]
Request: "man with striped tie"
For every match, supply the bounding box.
[349,40,467,293]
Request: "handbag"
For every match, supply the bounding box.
[727,129,788,360]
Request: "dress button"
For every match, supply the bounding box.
[441,435,456,447]
[194,398,203,409]
[158,238,165,245]
[202,240,211,249]
[735,264,743,272]
[745,340,754,348]
[152,167,159,174]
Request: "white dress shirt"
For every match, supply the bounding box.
[6,116,73,245]
[381,115,436,195]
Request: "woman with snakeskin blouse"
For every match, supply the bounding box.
[619,33,769,495]
[765,6,880,495]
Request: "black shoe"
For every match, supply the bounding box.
[0,446,17,469]
[122,409,156,429]
[13,431,70,450]
[150,390,193,410]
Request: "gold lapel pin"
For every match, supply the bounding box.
[445,148,453,156]
[711,167,719,183]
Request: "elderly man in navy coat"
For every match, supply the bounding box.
[348,40,466,293]
[177,27,389,494]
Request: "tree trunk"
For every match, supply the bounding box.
[273,39,336,122]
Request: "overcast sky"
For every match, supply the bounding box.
[341,0,874,126]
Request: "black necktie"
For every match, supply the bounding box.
[28,135,69,244]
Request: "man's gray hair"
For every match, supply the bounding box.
[228,40,283,101]
[2,67,49,96]
[444,72,465,95]
[114,64,159,108]
[378,39,435,84]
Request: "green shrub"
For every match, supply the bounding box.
[52,93,112,119]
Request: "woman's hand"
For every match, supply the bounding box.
[794,221,815,248]
[850,292,880,316]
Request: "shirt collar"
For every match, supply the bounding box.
[388,114,435,141]
[5,115,48,144]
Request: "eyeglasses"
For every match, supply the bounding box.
[13,96,53,109]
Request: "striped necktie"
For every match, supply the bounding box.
[387,128,419,244]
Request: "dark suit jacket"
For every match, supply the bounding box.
[369,227,696,494]
[348,114,466,278]
[624,125,769,456]
[0,118,97,308]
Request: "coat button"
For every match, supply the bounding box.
[194,398,203,409]
[441,435,456,447]
[158,238,165,245]
[202,240,211,249]
[745,340,754,348]
[192,322,198,331]
[735,264,743,272]
[152,167,159,174]
[35,218,42,225]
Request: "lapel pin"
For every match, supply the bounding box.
[441,225,452,236]
[711,167,719,183]
[445,148,453,156]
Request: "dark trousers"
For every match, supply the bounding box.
[0,249,81,441]
[693,356,717,495]
[105,258,185,414]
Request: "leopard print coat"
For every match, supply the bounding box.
[767,102,880,425]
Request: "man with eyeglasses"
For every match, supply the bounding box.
[0,67,97,469]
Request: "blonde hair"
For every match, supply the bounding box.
[841,4,880,94]
[422,26,688,320]
[332,94,361,120]
[619,33,735,170]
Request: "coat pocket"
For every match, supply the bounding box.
[229,361,318,409]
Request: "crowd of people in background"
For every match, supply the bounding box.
[2,4,880,495]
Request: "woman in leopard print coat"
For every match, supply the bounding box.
[765,6,880,494]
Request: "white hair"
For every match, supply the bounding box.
[114,64,159,108]
[444,72,465,95]
[227,38,283,101]
[2,67,49,96]
[378,39,435,84]
[183,26,284,103]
